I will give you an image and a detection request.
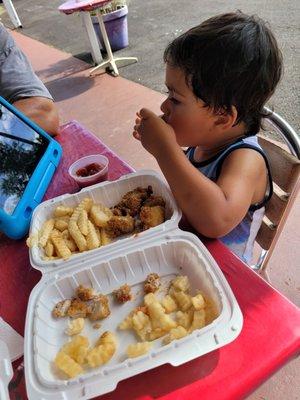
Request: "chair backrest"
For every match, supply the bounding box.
[254,107,300,269]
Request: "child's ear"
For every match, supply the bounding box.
[214,106,238,130]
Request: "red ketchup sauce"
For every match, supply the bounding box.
[76,162,103,177]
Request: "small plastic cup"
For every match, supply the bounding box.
[68,154,109,188]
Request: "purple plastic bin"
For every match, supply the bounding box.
[92,5,128,52]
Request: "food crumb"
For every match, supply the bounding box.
[93,323,101,329]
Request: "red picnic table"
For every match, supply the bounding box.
[1,120,299,400]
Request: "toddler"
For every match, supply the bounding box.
[133,11,282,264]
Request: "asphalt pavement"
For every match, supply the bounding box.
[1,0,299,132]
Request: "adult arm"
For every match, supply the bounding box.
[0,24,59,135]
[13,97,59,136]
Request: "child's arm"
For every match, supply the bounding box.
[133,108,267,238]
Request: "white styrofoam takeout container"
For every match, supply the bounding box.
[25,170,243,400]
[0,339,13,400]
[29,170,181,273]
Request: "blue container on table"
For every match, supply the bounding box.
[0,96,62,239]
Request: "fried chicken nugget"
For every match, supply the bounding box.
[143,195,166,208]
[76,284,95,301]
[105,215,135,238]
[88,294,110,321]
[140,206,165,230]
[67,299,90,319]
[115,186,153,216]
[52,299,71,318]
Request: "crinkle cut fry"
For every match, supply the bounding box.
[86,220,100,249]
[39,218,55,247]
[54,205,74,217]
[51,230,72,260]
[54,219,69,232]
[54,351,83,378]
[68,198,92,252]
[77,209,89,236]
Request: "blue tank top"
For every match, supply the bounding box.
[185,136,273,264]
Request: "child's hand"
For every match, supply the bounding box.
[133,108,177,158]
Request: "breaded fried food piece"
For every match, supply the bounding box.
[113,284,132,303]
[140,205,165,229]
[114,186,153,216]
[111,207,130,216]
[76,284,95,301]
[105,215,135,237]
[52,299,71,318]
[90,204,113,227]
[143,195,166,208]
[88,294,111,321]
[67,298,91,319]
[144,273,161,294]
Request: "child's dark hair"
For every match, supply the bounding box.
[164,11,282,135]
